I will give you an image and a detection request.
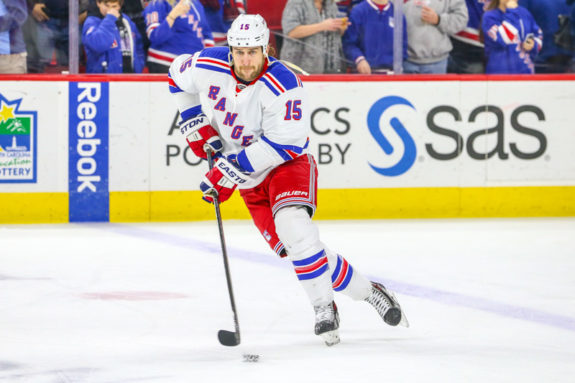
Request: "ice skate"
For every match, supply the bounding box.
[365,282,409,327]
[314,301,340,346]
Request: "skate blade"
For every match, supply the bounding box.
[320,329,340,346]
[398,311,410,328]
[388,291,410,328]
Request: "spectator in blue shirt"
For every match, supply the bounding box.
[201,0,245,46]
[0,0,27,73]
[144,0,214,73]
[482,0,542,74]
[83,0,145,73]
[568,0,575,71]
[336,0,363,16]
[343,0,407,74]
[571,0,575,38]
[518,0,574,72]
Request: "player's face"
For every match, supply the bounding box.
[231,47,266,82]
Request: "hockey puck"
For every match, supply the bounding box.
[242,354,260,363]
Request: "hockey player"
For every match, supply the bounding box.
[168,14,408,346]
[481,0,542,74]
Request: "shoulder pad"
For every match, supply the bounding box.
[259,60,302,96]
[199,47,230,61]
[196,47,231,75]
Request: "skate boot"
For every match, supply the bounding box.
[365,282,409,327]
[314,301,340,346]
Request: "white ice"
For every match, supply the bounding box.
[1,217,574,383]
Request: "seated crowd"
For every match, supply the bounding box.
[1,0,574,75]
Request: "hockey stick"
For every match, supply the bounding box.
[206,148,241,347]
[280,60,311,76]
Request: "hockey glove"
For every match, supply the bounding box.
[200,157,250,203]
[180,114,222,160]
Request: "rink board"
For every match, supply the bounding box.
[1,74,574,223]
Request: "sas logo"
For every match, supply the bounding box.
[367,96,416,177]
[0,94,37,183]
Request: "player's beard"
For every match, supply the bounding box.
[237,62,263,82]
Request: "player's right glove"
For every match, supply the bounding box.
[200,157,249,204]
[180,114,222,160]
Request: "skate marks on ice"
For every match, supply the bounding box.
[1,219,574,382]
[384,278,575,332]
[102,221,575,333]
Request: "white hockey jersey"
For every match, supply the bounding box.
[168,47,310,189]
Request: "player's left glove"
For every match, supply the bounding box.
[200,157,250,203]
[180,114,223,160]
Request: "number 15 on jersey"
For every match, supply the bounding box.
[285,100,302,121]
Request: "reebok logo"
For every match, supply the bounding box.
[75,83,102,192]
[69,82,110,222]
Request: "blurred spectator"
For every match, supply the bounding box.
[448,0,486,74]
[281,0,349,74]
[23,0,89,73]
[143,0,213,73]
[336,0,362,15]
[481,0,542,74]
[201,0,245,46]
[221,0,245,22]
[342,0,407,74]
[82,0,145,73]
[0,0,28,73]
[123,0,150,52]
[87,0,148,51]
[569,0,575,72]
[403,0,468,74]
[570,0,575,70]
[570,0,575,38]
[518,0,574,73]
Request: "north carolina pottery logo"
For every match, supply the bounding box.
[0,94,37,183]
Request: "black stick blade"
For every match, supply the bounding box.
[218,330,240,346]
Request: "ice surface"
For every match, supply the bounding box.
[1,218,574,382]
